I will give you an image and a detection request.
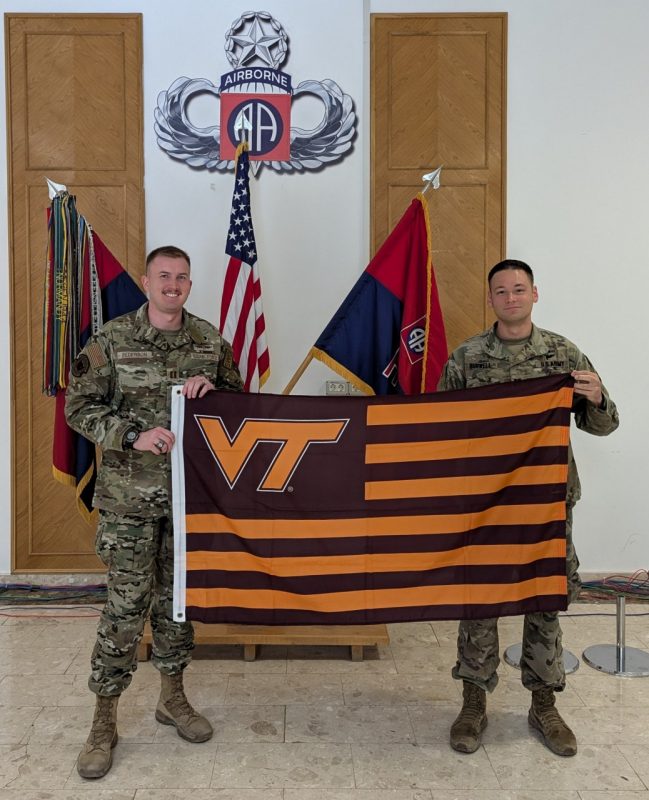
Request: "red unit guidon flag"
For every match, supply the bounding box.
[312,193,447,395]
[171,374,574,625]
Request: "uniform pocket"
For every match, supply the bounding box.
[95,514,158,572]
[116,355,164,396]
[95,517,119,567]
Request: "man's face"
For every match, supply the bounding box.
[488,268,538,325]
[141,255,192,315]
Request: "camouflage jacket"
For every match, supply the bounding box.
[65,303,243,517]
[438,324,619,505]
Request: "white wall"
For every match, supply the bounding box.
[1,0,647,574]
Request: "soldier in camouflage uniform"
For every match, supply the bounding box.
[65,246,243,779]
[439,259,618,758]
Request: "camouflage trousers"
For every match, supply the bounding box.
[89,511,194,696]
[452,506,580,693]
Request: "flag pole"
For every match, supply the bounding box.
[282,350,314,395]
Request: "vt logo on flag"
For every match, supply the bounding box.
[195,416,349,491]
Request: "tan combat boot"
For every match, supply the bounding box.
[155,672,213,742]
[529,687,577,756]
[77,694,119,779]
[450,681,488,753]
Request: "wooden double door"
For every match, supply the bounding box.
[6,13,145,571]
[372,13,507,352]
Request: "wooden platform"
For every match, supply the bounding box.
[137,622,390,662]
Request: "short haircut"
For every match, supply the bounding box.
[145,245,191,271]
[488,259,534,286]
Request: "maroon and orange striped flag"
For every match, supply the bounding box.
[171,373,574,624]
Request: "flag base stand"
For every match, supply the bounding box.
[582,644,649,677]
[503,642,580,674]
[138,622,390,662]
[582,595,649,677]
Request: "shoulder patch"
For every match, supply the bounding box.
[71,353,90,377]
[86,341,108,370]
[223,350,233,370]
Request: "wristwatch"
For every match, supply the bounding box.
[122,427,140,450]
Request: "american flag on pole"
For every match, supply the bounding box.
[219,143,270,391]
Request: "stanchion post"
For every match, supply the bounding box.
[616,595,626,673]
[583,592,649,677]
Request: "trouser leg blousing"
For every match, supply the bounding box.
[77,695,119,779]
[155,671,213,743]
[452,617,500,693]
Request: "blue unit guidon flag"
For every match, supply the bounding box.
[311,192,447,395]
[171,373,574,626]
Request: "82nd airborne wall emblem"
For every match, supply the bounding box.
[155,11,357,173]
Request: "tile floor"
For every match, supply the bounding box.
[0,602,648,799]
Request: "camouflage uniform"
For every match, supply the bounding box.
[438,323,619,692]
[66,303,243,696]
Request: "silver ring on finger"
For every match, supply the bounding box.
[155,440,165,451]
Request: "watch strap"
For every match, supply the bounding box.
[122,426,140,450]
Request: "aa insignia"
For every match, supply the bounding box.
[71,354,90,377]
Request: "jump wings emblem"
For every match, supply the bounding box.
[154,11,357,173]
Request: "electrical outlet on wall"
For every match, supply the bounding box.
[325,380,348,395]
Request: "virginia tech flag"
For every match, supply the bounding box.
[311,193,447,395]
[44,192,146,521]
[172,374,573,625]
